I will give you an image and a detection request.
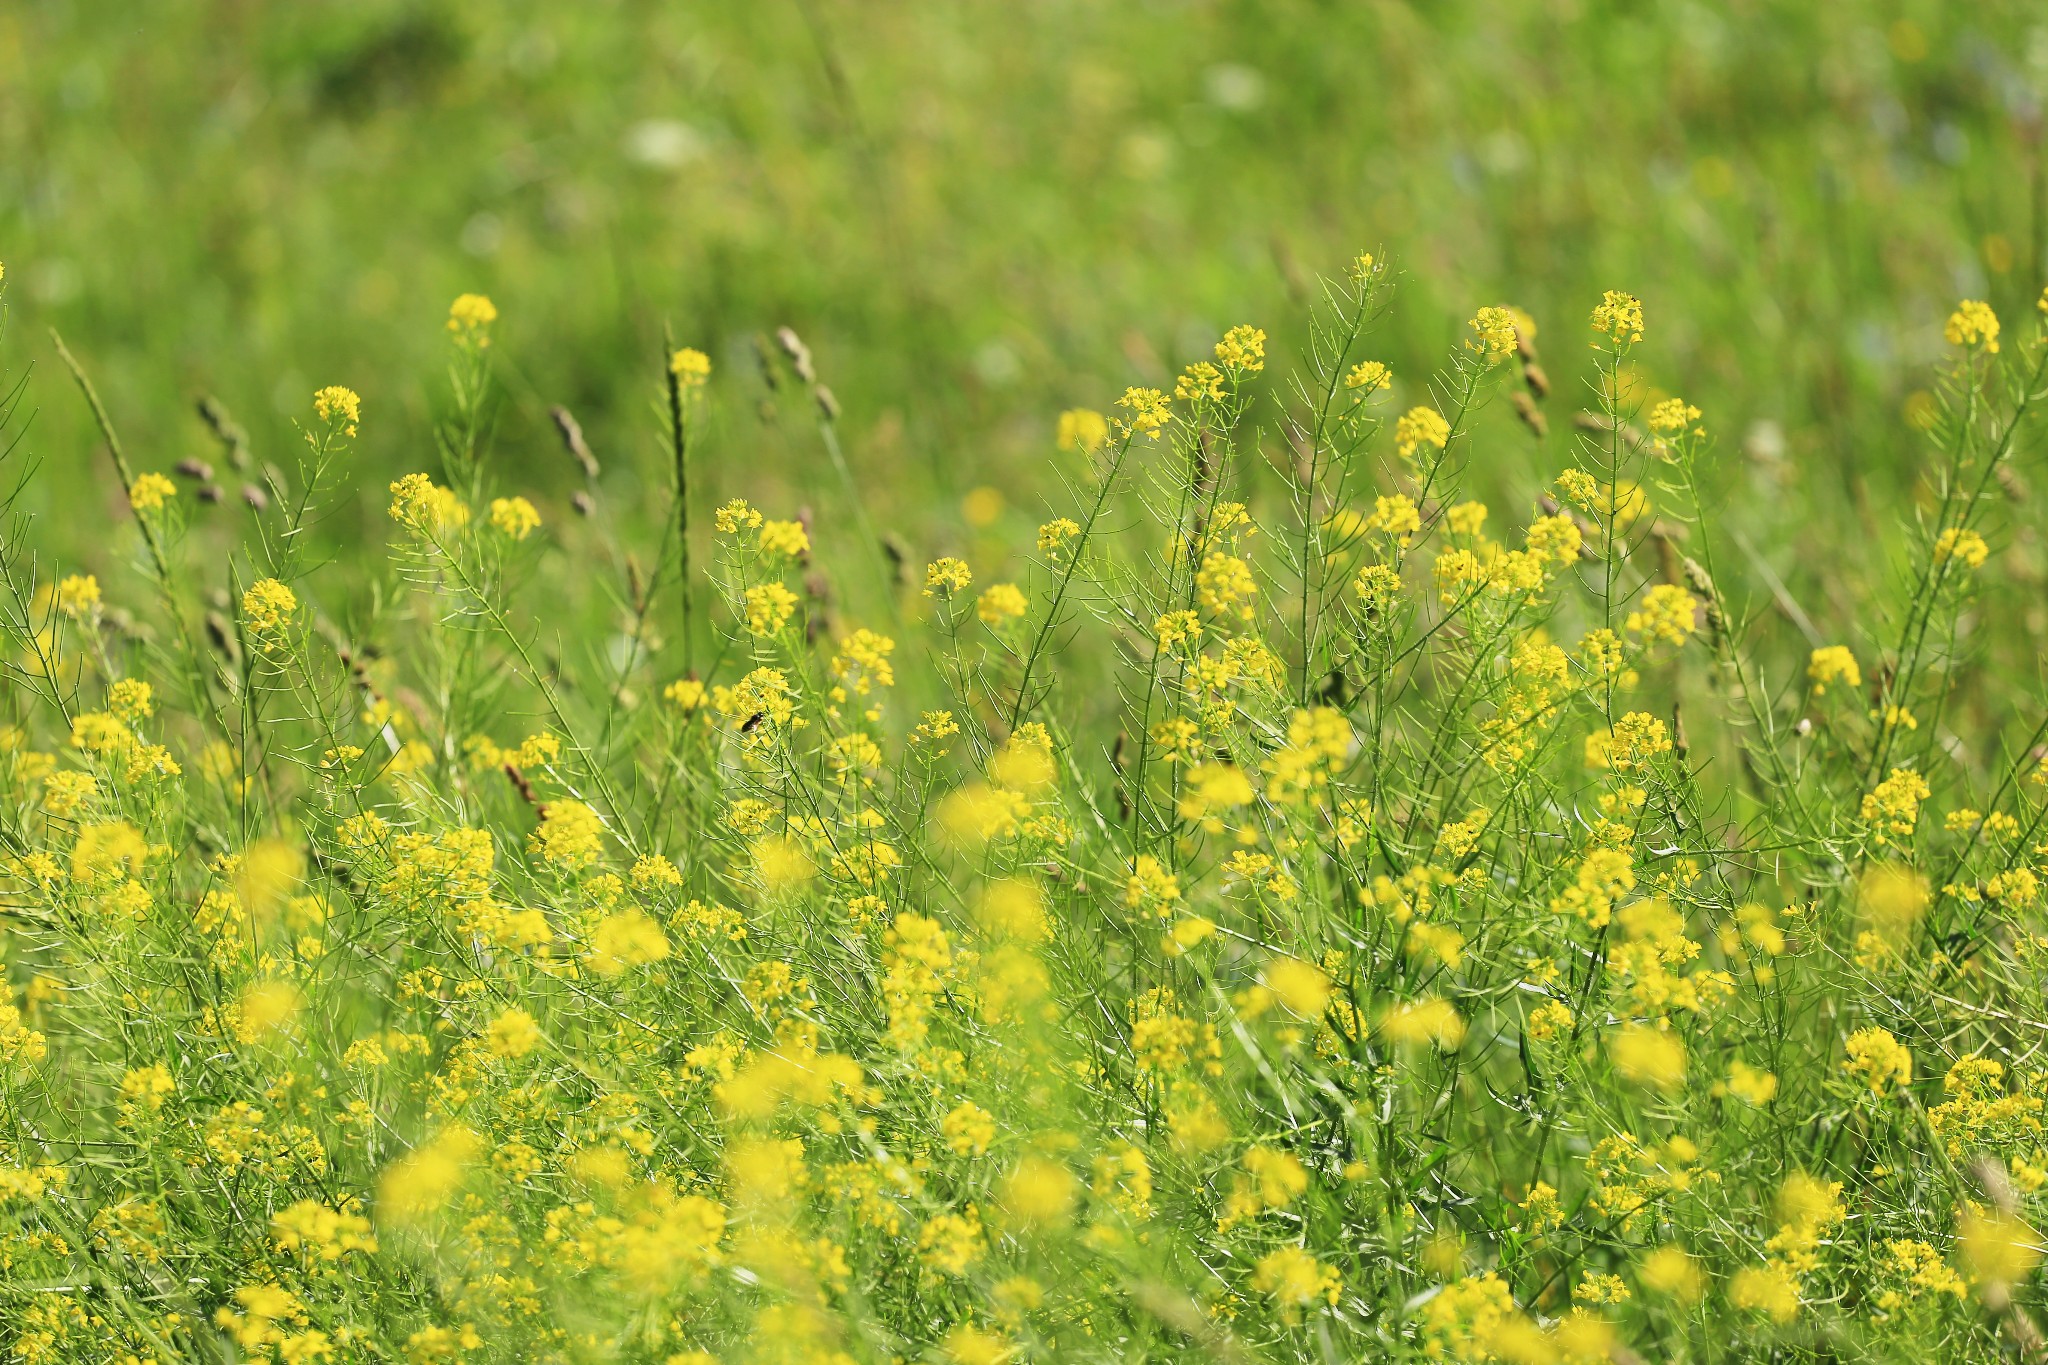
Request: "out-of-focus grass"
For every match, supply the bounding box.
[3,1,2045,625]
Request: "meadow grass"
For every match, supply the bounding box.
[2,260,2048,1363]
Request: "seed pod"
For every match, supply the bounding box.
[572,491,596,517]
[1522,362,1550,399]
[175,457,214,482]
[241,483,269,511]
[1510,390,1548,438]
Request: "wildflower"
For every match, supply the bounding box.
[1263,957,1331,1019]
[1124,854,1181,917]
[1037,516,1081,558]
[1176,761,1251,830]
[1354,562,1402,606]
[942,1102,996,1156]
[240,578,299,639]
[1175,360,1224,402]
[1610,1025,1686,1090]
[1467,306,1517,362]
[743,582,799,635]
[1556,467,1599,510]
[1364,493,1422,546]
[272,1200,377,1260]
[924,557,973,598]
[1730,1263,1801,1322]
[488,496,540,540]
[760,518,809,556]
[485,1007,543,1059]
[446,292,498,339]
[1155,609,1201,650]
[1116,386,1172,439]
[714,498,763,533]
[1394,405,1450,458]
[1379,997,1466,1050]
[531,799,605,869]
[1842,1027,1912,1095]
[976,582,1028,626]
[1195,552,1257,620]
[1251,1246,1341,1316]
[312,385,362,435]
[1933,527,1989,570]
[1860,771,1932,845]
[388,473,468,534]
[1056,409,1108,454]
[1001,1156,1076,1225]
[1944,299,2000,353]
[1639,1246,1704,1302]
[917,1208,985,1275]
[831,628,896,694]
[107,678,153,721]
[1591,289,1645,344]
[1624,583,1700,644]
[1960,1209,2041,1288]
[1214,324,1266,372]
[1725,1060,1779,1105]
[1647,397,1702,437]
[1344,360,1392,393]
[56,574,100,618]
[378,1126,480,1224]
[128,472,177,514]
[584,910,670,975]
[1807,645,1860,695]
[670,347,712,385]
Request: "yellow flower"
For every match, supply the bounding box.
[446,293,498,340]
[743,582,799,636]
[1344,359,1392,393]
[485,1007,543,1059]
[1591,289,1645,344]
[241,579,300,638]
[924,557,973,598]
[1610,1025,1685,1090]
[488,496,540,540]
[56,574,100,618]
[1933,526,1989,570]
[1944,299,2000,353]
[312,385,362,435]
[1842,1027,1912,1095]
[1116,386,1172,439]
[670,347,712,386]
[1467,306,1517,362]
[1056,409,1108,454]
[388,473,469,534]
[1394,406,1450,458]
[1807,645,1860,695]
[1214,324,1266,372]
[1251,1246,1341,1315]
[128,472,177,514]
[976,582,1028,626]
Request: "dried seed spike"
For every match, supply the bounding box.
[775,326,816,384]
[550,405,601,480]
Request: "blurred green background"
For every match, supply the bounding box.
[5,0,2048,645]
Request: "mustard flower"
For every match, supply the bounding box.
[1591,289,1644,344]
[241,578,299,638]
[128,472,176,514]
[1393,406,1450,459]
[488,496,540,540]
[1944,299,2000,353]
[312,385,362,435]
